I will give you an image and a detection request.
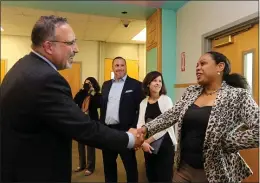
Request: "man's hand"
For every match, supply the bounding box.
[137,126,147,138]
[128,128,144,148]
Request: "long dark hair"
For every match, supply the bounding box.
[84,77,100,93]
[207,51,249,89]
[142,71,167,96]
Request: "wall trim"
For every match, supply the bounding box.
[73,61,82,85]
[157,8,162,73]
[98,41,105,85]
[174,83,197,88]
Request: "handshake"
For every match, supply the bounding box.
[128,127,148,149]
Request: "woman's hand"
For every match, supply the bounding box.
[142,141,154,154]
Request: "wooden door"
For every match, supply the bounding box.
[212,23,259,183]
[104,58,139,81]
[59,62,81,98]
[1,59,7,83]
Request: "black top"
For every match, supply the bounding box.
[145,101,162,123]
[74,89,102,121]
[181,103,212,169]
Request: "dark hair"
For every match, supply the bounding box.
[31,15,68,47]
[112,56,126,65]
[84,77,100,93]
[142,71,167,96]
[206,51,249,89]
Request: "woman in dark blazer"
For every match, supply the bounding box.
[74,77,102,176]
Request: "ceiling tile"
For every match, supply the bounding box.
[15,7,56,17]
[56,11,90,22]
[88,15,120,23]
[107,20,145,42]
[1,6,146,44]
[1,6,20,16]
[2,1,156,20]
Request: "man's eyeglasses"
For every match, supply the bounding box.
[49,39,77,46]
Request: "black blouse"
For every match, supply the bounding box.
[181,103,212,169]
[145,101,162,123]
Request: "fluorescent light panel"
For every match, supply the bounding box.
[132,28,146,41]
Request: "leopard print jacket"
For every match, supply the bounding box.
[145,82,259,183]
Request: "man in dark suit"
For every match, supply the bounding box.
[0,15,144,182]
[100,56,144,183]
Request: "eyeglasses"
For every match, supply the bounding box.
[49,39,77,46]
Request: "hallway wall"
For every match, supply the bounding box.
[1,35,146,85]
[175,1,258,100]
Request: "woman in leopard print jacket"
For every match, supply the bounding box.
[139,51,259,183]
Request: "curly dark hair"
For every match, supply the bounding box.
[207,51,249,89]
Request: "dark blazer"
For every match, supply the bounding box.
[100,76,144,131]
[0,52,129,182]
[74,89,102,121]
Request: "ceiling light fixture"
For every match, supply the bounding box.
[1,27,4,31]
[132,28,146,42]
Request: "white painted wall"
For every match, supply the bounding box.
[1,35,146,85]
[75,40,99,82]
[175,1,258,100]
[1,35,31,71]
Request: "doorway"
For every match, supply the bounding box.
[104,58,139,81]
[211,23,259,104]
[58,62,81,98]
[1,59,7,83]
[206,21,259,183]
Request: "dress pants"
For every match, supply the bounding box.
[144,133,175,183]
[78,143,95,172]
[173,162,208,183]
[102,124,138,183]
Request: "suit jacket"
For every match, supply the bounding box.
[0,52,129,182]
[100,76,144,131]
[145,82,259,183]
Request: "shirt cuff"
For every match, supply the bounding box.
[126,132,135,149]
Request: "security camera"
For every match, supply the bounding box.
[121,19,130,28]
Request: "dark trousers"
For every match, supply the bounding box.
[102,148,138,183]
[78,143,95,172]
[102,124,138,183]
[144,133,175,183]
[173,162,208,183]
